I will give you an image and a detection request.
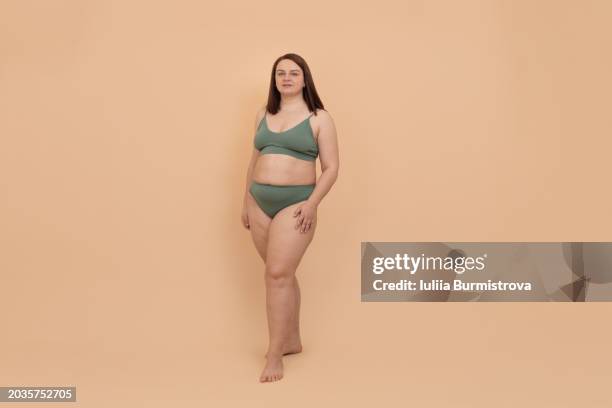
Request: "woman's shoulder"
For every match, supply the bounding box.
[256,105,267,119]
[254,105,267,128]
[312,108,334,125]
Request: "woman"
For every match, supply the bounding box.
[241,53,339,383]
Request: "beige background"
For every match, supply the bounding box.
[1,0,611,406]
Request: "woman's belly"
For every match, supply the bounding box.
[252,154,316,185]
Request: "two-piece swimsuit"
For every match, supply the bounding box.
[250,111,318,218]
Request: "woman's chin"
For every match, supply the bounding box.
[280,89,299,96]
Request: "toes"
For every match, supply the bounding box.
[259,371,284,382]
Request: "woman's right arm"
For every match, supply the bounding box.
[243,147,260,205]
[243,107,266,205]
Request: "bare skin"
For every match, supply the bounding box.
[241,58,339,383]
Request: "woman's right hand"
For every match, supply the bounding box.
[241,203,250,230]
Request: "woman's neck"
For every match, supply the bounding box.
[279,94,306,112]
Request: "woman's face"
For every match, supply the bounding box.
[275,59,304,95]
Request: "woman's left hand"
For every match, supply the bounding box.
[294,200,317,233]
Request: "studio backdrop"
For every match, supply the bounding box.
[1,0,611,406]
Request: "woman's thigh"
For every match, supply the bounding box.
[266,200,317,274]
[245,190,272,262]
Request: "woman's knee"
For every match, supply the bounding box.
[265,263,295,285]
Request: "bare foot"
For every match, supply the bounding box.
[265,336,302,357]
[259,354,283,383]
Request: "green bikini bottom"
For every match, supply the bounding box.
[249,181,315,218]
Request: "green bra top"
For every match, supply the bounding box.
[254,112,319,161]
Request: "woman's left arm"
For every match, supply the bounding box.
[294,110,339,232]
